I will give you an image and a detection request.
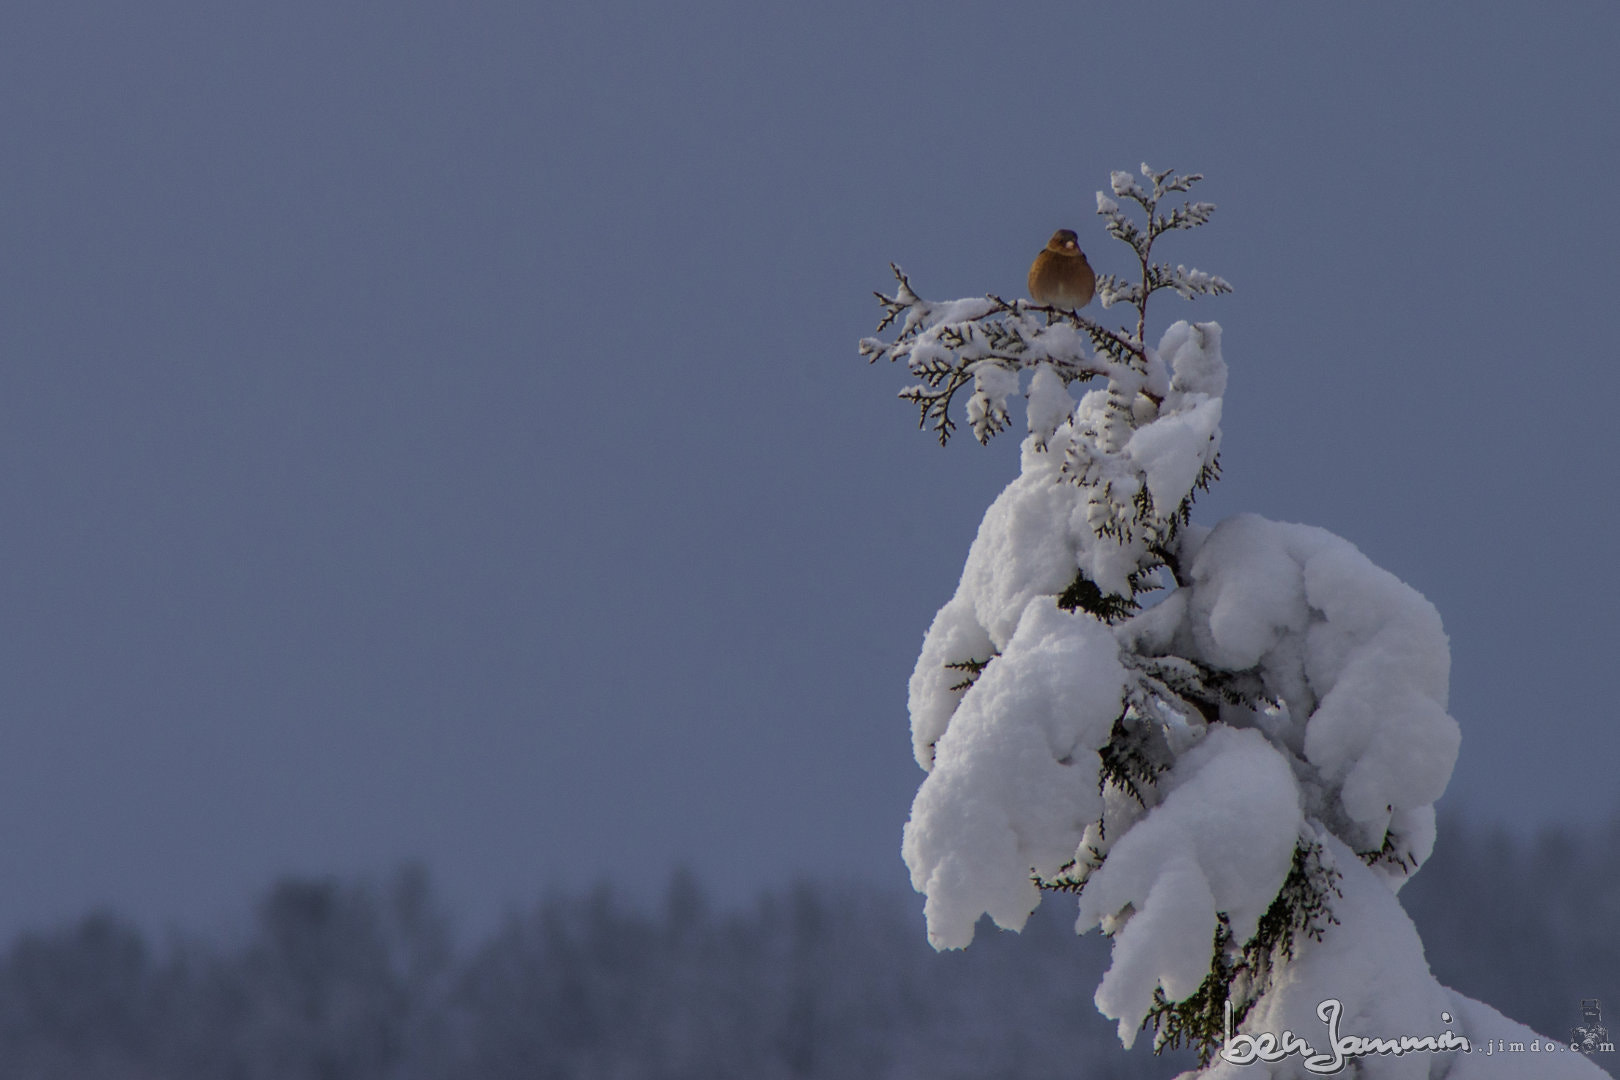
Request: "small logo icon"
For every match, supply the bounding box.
[1573,998,1613,1056]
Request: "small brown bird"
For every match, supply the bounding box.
[1028,228,1096,312]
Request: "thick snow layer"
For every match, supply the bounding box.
[1124,395,1221,516]
[1025,363,1075,447]
[1178,515,1459,850]
[1186,834,1607,1079]
[904,321,1456,955]
[893,303,1560,1077]
[903,599,1124,948]
[1080,726,1302,1047]
[905,323,1227,769]
[1160,320,1228,399]
[1441,994,1609,1078]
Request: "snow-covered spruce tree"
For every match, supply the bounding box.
[862,165,1605,1078]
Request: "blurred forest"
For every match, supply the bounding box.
[0,814,1613,1080]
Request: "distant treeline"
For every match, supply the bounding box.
[0,815,1613,1080]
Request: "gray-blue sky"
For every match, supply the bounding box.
[1,1,1616,940]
